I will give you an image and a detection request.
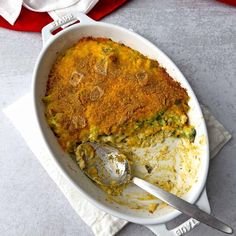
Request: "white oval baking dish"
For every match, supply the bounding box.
[32,12,210,235]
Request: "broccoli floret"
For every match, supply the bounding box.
[183,127,196,142]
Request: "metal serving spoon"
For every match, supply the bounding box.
[79,142,233,235]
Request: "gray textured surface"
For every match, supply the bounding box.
[0,0,236,235]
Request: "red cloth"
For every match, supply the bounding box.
[0,0,128,32]
[217,0,236,6]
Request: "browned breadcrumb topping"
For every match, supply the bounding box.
[44,37,189,150]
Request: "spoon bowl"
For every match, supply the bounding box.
[75,142,131,187]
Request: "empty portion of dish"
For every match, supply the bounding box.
[43,37,199,212]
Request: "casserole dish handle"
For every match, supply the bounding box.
[41,12,95,45]
[146,188,210,236]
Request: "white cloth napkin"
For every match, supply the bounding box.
[0,0,98,25]
[0,0,23,25]
[3,94,231,236]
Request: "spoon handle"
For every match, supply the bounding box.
[132,177,233,234]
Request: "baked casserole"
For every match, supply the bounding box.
[43,37,198,211]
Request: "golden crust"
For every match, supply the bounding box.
[44,37,189,150]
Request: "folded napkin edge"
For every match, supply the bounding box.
[0,4,22,25]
